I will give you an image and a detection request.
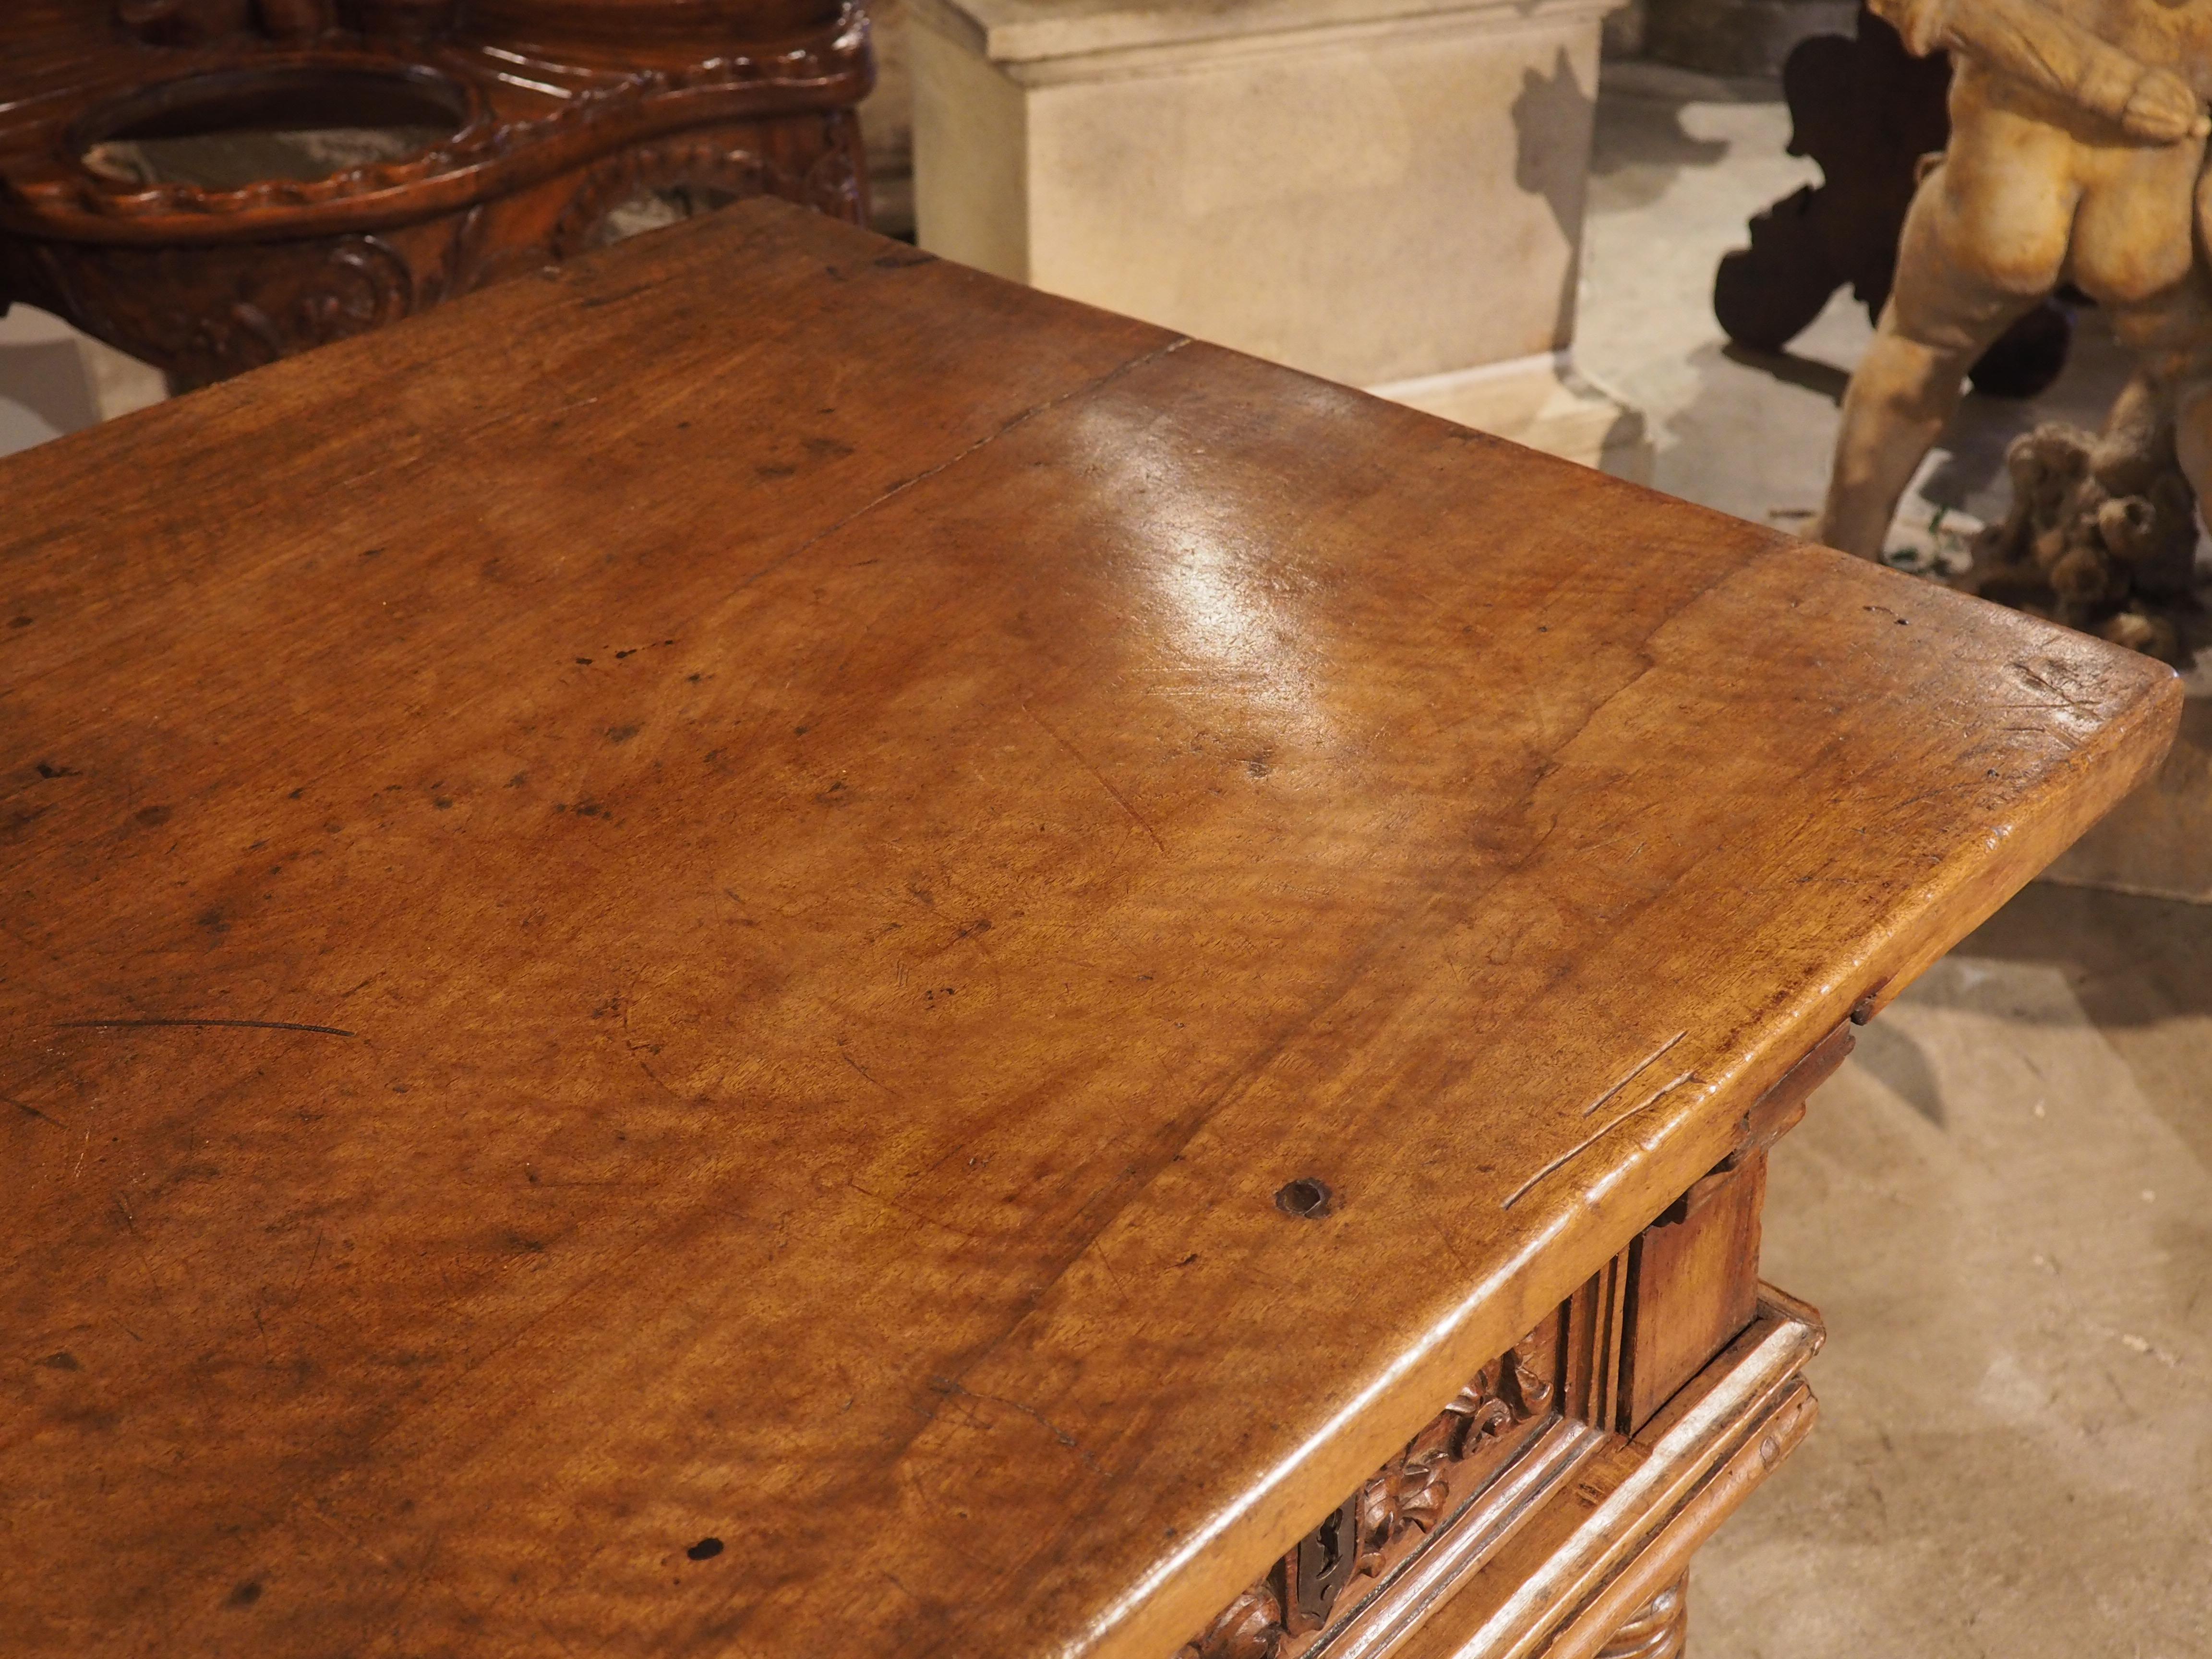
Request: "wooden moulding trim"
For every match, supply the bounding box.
[1425,1304,1820,1659]
[1315,1420,1612,1659]
[1538,1382,1817,1659]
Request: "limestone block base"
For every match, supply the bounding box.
[2041,649,2212,904]
[1370,351,1652,479]
[909,0,1624,390]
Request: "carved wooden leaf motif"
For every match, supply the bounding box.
[1351,1448,1449,1579]
[1501,1345,1554,1417]
[1175,1330,1556,1656]
[1175,1581,1284,1659]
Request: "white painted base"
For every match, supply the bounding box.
[1369,352,1652,481]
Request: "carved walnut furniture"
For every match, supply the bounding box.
[0,0,871,389]
[0,200,2180,1659]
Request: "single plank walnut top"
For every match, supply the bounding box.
[0,201,2178,1659]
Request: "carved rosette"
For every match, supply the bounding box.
[1176,1329,1557,1659]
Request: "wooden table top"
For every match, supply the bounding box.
[0,200,2178,1659]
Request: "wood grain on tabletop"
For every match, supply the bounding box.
[0,199,2180,1659]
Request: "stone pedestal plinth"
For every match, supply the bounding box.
[907,0,1647,475]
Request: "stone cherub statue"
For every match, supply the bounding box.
[1814,0,2212,592]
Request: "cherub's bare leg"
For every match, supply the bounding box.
[1815,144,2075,558]
[1815,321,2006,559]
[2110,277,2212,512]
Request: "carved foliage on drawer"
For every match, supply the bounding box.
[1177,1332,1557,1659]
[1181,1582,1286,1659]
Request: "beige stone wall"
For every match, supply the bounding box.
[911,0,1614,388]
[906,0,1645,474]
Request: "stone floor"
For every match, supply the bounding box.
[1579,62,2212,1659]
[3,71,2209,1657]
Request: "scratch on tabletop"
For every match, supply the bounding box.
[927,1376,1102,1471]
[307,1499,398,1571]
[2007,660,2099,712]
[619,996,684,1102]
[57,1017,356,1037]
[1085,1235,1125,1287]
[8,1094,63,1128]
[1504,1070,1699,1210]
[842,1177,991,1244]
[836,1041,893,1094]
[113,1190,172,1313]
[1579,1030,1688,1117]
[1020,702,1168,854]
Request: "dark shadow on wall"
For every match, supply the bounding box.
[1515,49,1597,241]
[1514,48,1599,344]
[1585,88,1731,215]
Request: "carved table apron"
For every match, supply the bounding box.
[0,199,2179,1659]
[1178,1024,1855,1659]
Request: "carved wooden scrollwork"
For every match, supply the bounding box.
[19,17,870,231]
[550,111,864,257]
[799,123,865,221]
[28,230,420,390]
[118,0,461,46]
[1176,1580,1285,1659]
[117,0,296,47]
[4,1,871,386]
[1176,1328,1558,1658]
[550,142,776,258]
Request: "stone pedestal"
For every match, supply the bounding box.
[907,0,1647,476]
